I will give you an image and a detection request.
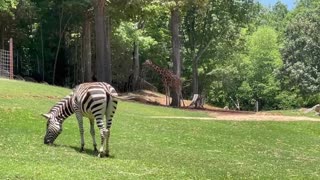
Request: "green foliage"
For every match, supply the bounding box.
[255,1,289,32]
[275,91,303,109]
[182,0,255,99]
[207,26,284,110]
[115,22,157,49]
[241,26,282,110]
[280,3,320,105]
[0,0,17,14]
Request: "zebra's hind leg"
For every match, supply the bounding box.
[104,98,118,157]
[75,112,85,152]
[98,128,108,158]
[105,128,110,157]
[89,118,98,153]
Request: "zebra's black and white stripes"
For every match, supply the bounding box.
[42,82,118,157]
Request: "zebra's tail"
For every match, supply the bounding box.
[106,95,118,129]
[113,96,135,101]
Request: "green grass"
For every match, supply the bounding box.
[1,79,320,179]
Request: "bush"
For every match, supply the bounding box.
[275,91,303,109]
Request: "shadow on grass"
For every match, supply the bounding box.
[46,143,115,158]
[68,145,116,158]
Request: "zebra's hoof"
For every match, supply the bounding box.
[93,147,98,152]
[105,152,110,157]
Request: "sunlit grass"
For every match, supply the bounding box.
[1,79,320,179]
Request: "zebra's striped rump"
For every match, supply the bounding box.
[42,82,118,157]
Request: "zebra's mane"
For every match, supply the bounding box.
[49,92,75,120]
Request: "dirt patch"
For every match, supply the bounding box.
[121,90,320,122]
[148,113,320,121]
[207,111,320,121]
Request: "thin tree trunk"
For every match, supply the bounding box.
[170,6,181,107]
[0,25,4,49]
[192,59,199,94]
[52,7,72,84]
[82,13,92,82]
[74,41,78,84]
[80,30,84,83]
[40,24,44,81]
[132,21,144,90]
[16,51,19,75]
[133,41,139,90]
[37,55,40,73]
[191,36,215,96]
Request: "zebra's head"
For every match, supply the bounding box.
[42,113,62,145]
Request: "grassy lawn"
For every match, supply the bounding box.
[1,79,320,179]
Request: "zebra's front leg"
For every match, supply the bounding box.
[76,113,85,152]
[89,118,98,153]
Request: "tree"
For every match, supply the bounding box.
[92,0,111,83]
[280,4,320,105]
[183,0,254,96]
[82,10,92,82]
[244,26,282,110]
[170,1,182,107]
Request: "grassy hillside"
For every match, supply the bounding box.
[1,79,320,179]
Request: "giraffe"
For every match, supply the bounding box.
[143,59,185,107]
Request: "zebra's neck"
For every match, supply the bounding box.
[50,93,75,122]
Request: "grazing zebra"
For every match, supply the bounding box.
[42,82,118,157]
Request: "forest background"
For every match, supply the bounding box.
[0,0,319,110]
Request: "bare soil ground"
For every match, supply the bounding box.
[121,90,320,121]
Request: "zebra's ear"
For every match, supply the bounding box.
[41,113,50,119]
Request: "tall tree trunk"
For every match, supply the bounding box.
[92,0,111,83]
[82,13,92,82]
[105,14,112,83]
[133,41,139,90]
[170,6,182,107]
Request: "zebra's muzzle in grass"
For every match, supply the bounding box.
[42,113,62,145]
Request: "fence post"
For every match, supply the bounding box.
[9,38,13,79]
